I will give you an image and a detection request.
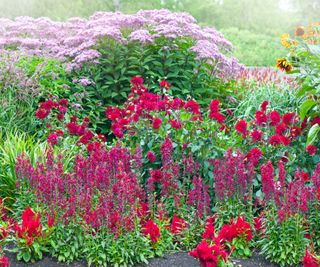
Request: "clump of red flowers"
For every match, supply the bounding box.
[302,248,320,267]
[189,240,229,267]
[142,220,161,243]
[218,216,253,243]
[0,256,9,267]
[170,214,187,235]
[306,145,317,156]
[13,207,52,247]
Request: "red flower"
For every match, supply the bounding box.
[255,111,267,126]
[47,215,55,228]
[203,217,215,240]
[147,151,156,163]
[0,256,9,267]
[306,145,317,156]
[311,116,320,126]
[152,117,162,129]
[189,240,229,267]
[14,207,42,243]
[260,100,269,112]
[275,123,287,136]
[253,216,264,235]
[47,132,59,146]
[142,220,160,243]
[282,112,295,125]
[209,112,226,124]
[317,188,320,202]
[0,227,9,241]
[289,126,301,139]
[131,76,144,85]
[209,99,220,113]
[250,129,263,142]
[169,119,182,129]
[57,113,64,121]
[302,248,319,267]
[159,80,171,90]
[269,111,281,126]
[149,169,162,183]
[58,99,68,107]
[39,100,56,111]
[112,128,124,138]
[245,147,263,166]
[35,109,50,119]
[66,122,80,135]
[280,136,290,146]
[171,214,186,235]
[184,100,201,115]
[97,134,106,142]
[171,98,185,110]
[269,135,282,146]
[235,120,247,138]
[301,172,310,182]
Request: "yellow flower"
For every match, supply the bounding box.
[281,33,292,48]
[276,58,293,73]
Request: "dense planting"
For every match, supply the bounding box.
[0,10,319,267]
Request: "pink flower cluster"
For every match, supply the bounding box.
[0,10,242,76]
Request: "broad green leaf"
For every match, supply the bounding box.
[307,123,320,146]
[300,99,316,120]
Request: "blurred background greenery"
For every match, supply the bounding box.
[0,0,318,66]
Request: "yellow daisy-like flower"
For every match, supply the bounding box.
[276,58,293,73]
[280,33,292,49]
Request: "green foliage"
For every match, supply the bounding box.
[0,131,46,202]
[233,82,299,117]
[221,28,287,66]
[50,224,85,263]
[259,212,308,267]
[71,36,233,133]
[84,228,165,267]
[0,85,38,134]
[18,56,71,100]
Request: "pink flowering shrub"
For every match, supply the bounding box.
[0,10,241,75]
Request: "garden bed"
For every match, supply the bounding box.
[5,251,280,267]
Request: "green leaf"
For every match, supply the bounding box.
[300,99,316,119]
[307,123,320,146]
[23,251,31,262]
